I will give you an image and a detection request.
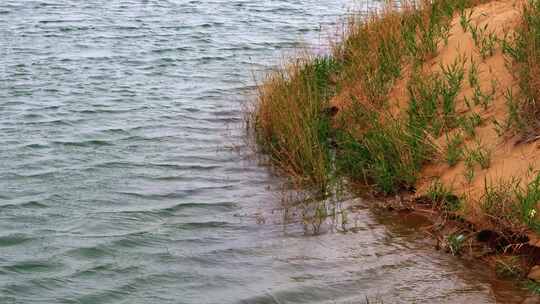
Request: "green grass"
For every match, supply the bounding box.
[427,179,461,210]
[464,140,491,170]
[440,57,465,124]
[469,22,498,59]
[447,233,466,255]
[479,173,540,232]
[458,112,482,138]
[336,107,433,194]
[407,71,444,136]
[401,0,455,62]
[492,88,524,136]
[502,0,540,137]
[515,172,540,233]
[459,8,474,32]
[468,58,479,89]
[406,58,465,136]
[253,56,340,191]
[526,280,540,294]
[464,156,476,183]
[445,132,464,166]
[481,177,520,228]
[251,0,499,197]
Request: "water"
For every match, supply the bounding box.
[0,0,532,303]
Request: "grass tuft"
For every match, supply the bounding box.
[252,56,340,191]
[445,132,464,166]
[427,179,461,210]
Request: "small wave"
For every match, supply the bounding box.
[150,47,191,54]
[64,246,111,259]
[71,263,140,278]
[22,119,74,126]
[52,139,114,147]
[3,260,62,274]
[74,107,138,114]
[23,143,49,149]
[0,234,33,247]
[21,113,45,119]
[160,201,236,213]
[168,221,231,230]
[114,187,234,200]
[12,170,57,178]
[94,161,221,171]
[0,201,48,210]
[59,26,93,32]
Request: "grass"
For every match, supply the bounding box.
[401,0,458,62]
[445,132,464,166]
[336,107,433,194]
[464,156,476,183]
[458,112,482,138]
[252,56,340,191]
[502,0,540,138]
[466,140,492,169]
[248,1,540,290]
[427,179,461,210]
[465,59,496,110]
[480,177,520,229]
[406,57,465,137]
[459,9,474,33]
[458,8,499,58]
[336,8,406,106]
[526,280,540,294]
[461,141,491,184]
[495,256,524,279]
[447,233,466,255]
[440,57,466,124]
[492,88,525,136]
[252,0,464,194]
[515,172,540,233]
[470,23,498,59]
[407,71,445,136]
[250,0,491,195]
[479,173,540,233]
[468,58,479,89]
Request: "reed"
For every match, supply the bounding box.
[252,56,339,191]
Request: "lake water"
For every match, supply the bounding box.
[0,0,532,303]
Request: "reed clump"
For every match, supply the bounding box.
[250,0,471,194]
[252,56,339,191]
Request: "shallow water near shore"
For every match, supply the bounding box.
[0,0,533,303]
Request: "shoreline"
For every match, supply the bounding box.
[249,0,540,295]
